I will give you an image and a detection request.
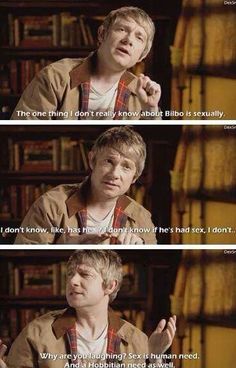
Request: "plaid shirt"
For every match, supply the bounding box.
[67,317,122,364]
[79,75,131,120]
[77,200,128,245]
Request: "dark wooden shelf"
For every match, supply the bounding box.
[0,295,67,304]
[0,171,86,184]
[0,94,20,101]
[0,125,103,134]
[0,1,100,10]
[188,316,236,329]
[1,46,93,58]
[0,294,147,309]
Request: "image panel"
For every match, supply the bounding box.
[0,1,235,120]
[0,249,235,368]
[0,125,235,245]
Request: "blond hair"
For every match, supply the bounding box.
[90,126,146,179]
[67,250,123,302]
[101,6,155,59]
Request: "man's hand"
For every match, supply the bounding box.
[56,232,111,244]
[149,315,176,357]
[0,340,7,368]
[111,232,144,244]
[137,74,161,109]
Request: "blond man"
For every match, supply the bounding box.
[14,127,157,244]
[0,250,176,368]
[11,7,161,120]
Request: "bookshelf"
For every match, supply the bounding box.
[0,249,181,345]
[0,125,181,244]
[0,0,174,118]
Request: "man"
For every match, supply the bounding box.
[11,7,161,120]
[0,250,176,368]
[14,126,157,244]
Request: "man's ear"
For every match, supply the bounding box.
[97,25,106,45]
[88,151,95,170]
[104,280,117,296]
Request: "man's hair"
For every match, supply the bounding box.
[67,250,123,302]
[90,126,146,179]
[101,6,155,59]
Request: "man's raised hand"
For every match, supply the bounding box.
[0,340,7,368]
[149,315,177,357]
[137,74,161,109]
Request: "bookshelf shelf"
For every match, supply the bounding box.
[0,171,86,184]
[0,295,146,304]
[0,2,101,10]
[1,46,93,58]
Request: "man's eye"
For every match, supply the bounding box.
[67,270,75,278]
[77,271,91,278]
[137,36,144,42]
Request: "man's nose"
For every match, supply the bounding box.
[109,164,120,178]
[121,32,133,45]
[70,273,81,286]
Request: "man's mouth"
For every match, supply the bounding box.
[70,290,83,296]
[103,181,119,188]
[116,47,130,56]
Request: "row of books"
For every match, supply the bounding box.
[7,262,68,297]
[2,262,146,298]
[0,59,52,95]
[6,13,99,48]
[0,184,53,220]
[6,137,92,172]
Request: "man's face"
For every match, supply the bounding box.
[89,147,137,201]
[98,16,148,71]
[66,264,108,309]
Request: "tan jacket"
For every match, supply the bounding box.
[10,53,161,120]
[14,178,157,244]
[6,308,148,368]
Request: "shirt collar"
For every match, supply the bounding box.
[69,51,138,95]
[52,307,131,343]
[66,177,137,223]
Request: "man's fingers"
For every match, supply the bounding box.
[89,233,111,244]
[155,318,166,333]
[165,316,177,340]
[166,321,176,340]
[146,82,161,96]
[168,316,177,331]
[0,342,7,358]
[111,232,143,245]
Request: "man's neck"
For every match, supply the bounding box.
[91,50,125,92]
[88,182,118,210]
[75,304,109,340]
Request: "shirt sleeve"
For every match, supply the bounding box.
[14,194,61,244]
[6,326,39,368]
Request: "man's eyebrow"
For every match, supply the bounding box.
[122,157,136,165]
[136,30,146,37]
